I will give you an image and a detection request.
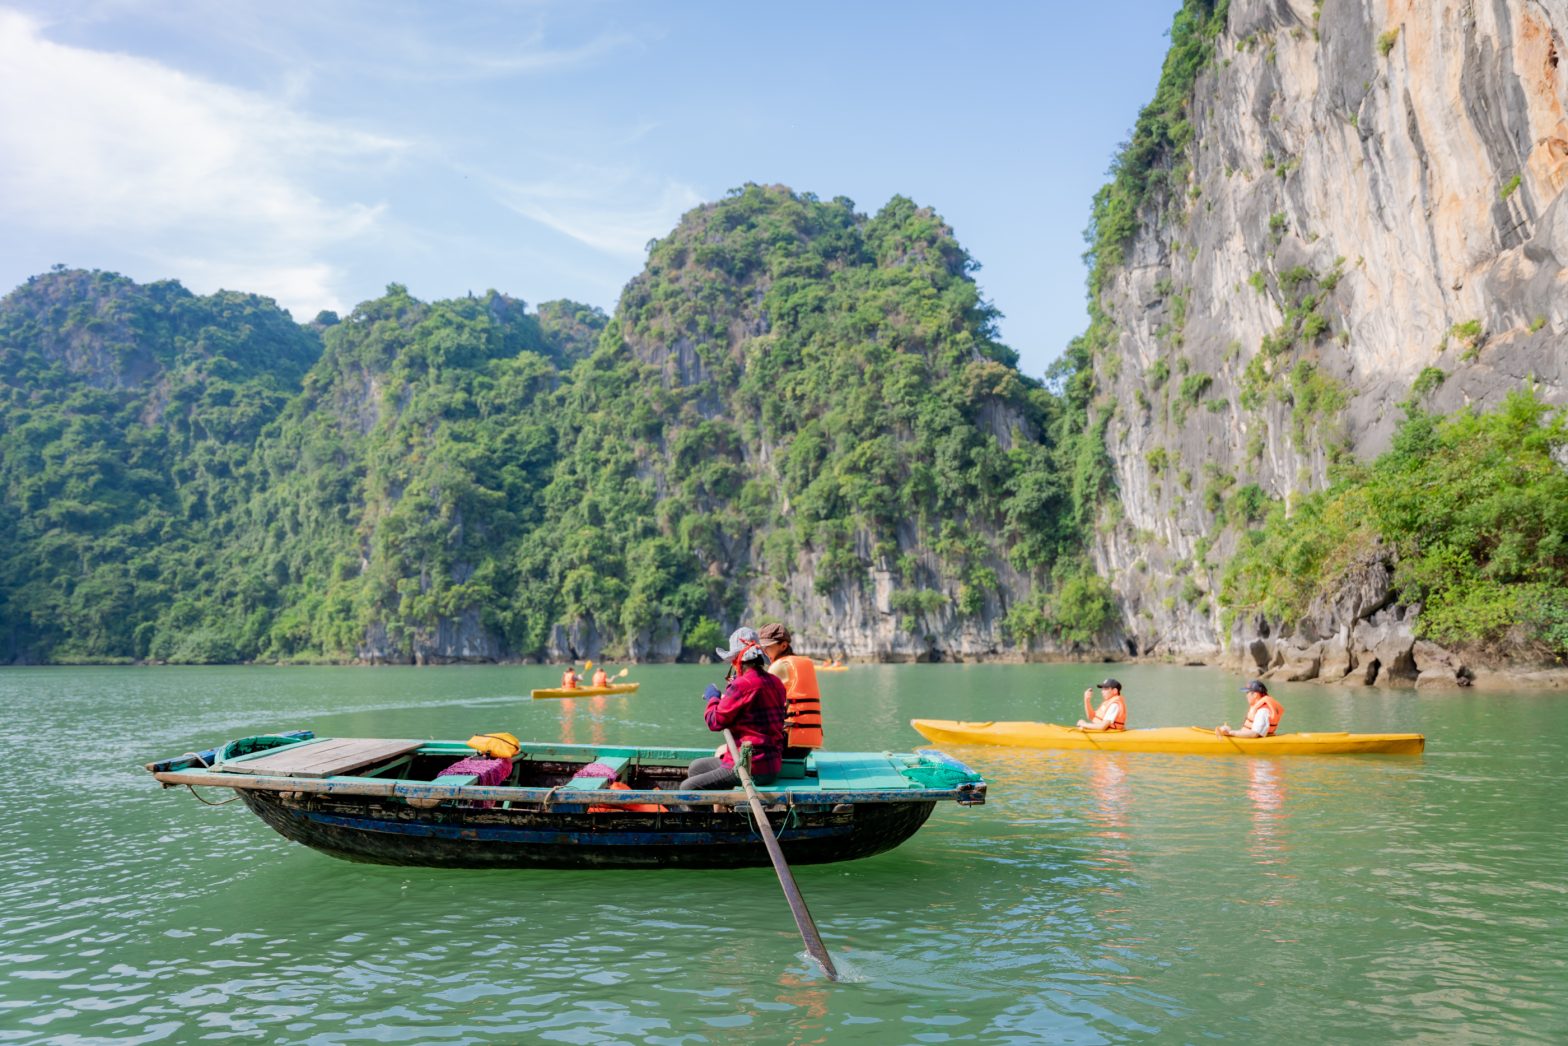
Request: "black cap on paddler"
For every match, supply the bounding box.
[1097,678,1121,690]
[1241,679,1269,694]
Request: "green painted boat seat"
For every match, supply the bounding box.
[776,757,809,779]
[434,774,478,787]
[562,754,631,791]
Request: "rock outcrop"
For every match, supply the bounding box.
[1088,0,1568,679]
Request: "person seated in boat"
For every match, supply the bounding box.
[759,622,822,759]
[1216,680,1283,738]
[561,665,580,689]
[591,665,610,688]
[679,626,788,790]
[1077,678,1127,732]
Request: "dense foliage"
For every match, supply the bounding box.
[1220,390,1568,658]
[0,188,1114,663]
[0,269,321,663]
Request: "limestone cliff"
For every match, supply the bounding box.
[1088,0,1568,680]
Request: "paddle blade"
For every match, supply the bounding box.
[617,667,629,678]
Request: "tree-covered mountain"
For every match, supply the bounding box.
[0,268,322,662]
[0,187,1110,664]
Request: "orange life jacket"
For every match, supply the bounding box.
[592,669,609,687]
[589,780,665,813]
[1094,693,1127,730]
[1246,694,1283,735]
[774,654,823,749]
[561,669,579,688]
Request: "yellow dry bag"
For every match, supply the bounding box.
[466,732,521,759]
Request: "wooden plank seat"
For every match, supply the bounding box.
[561,754,631,791]
[776,756,810,779]
[220,738,426,779]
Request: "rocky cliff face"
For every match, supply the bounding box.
[1089,0,1568,680]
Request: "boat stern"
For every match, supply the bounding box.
[905,748,988,805]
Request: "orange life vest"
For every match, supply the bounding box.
[1246,694,1283,735]
[774,654,823,749]
[591,669,609,687]
[561,669,579,688]
[589,780,665,813]
[1094,693,1127,730]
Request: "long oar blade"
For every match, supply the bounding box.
[723,729,838,981]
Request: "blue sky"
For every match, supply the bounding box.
[0,1,1179,378]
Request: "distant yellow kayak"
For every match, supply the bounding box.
[909,719,1425,755]
[531,683,640,700]
[816,665,849,672]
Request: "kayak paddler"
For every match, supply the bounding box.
[1077,678,1127,731]
[1216,680,1283,738]
[561,665,580,689]
[591,666,610,688]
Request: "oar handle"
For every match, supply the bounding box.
[723,729,838,982]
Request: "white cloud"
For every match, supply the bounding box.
[0,8,401,314]
[492,169,704,258]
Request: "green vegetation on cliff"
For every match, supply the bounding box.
[1220,390,1568,657]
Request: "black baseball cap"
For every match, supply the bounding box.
[1097,678,1122,689]
[1241,680,1269,694]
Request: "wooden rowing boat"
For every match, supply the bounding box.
[145,732,987,869]
[530,682,640,699]
[910,719,1425,755]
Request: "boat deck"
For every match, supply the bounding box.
[220,738,425,778]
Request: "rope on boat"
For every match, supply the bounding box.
[176,750,240,805]
[184,784,240,806]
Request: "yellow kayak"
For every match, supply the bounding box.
[909,719,1425,755]
[816,665,849,672]
[531,683,640,700]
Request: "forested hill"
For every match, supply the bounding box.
[0,186,1110,664]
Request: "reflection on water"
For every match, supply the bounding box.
[1,664,1566,1043]
[557,696,610,747]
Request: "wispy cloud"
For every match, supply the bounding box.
[491,167,704,258]
[0,7,402,315]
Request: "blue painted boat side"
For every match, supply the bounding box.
[304,810,856,846]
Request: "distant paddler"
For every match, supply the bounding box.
[1216,680,1282,738]
[1076,678,1127,732]
[560,664,581,690]
[591,664,611,688]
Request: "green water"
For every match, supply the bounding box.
[1,664,1564,1043]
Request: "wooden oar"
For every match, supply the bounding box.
[722,728,839,982]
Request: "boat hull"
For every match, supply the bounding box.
[531,683,640,699]
[910,720,1425,755]
[239,789,936,869]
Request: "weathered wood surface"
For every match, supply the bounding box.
[221,738,426,778]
